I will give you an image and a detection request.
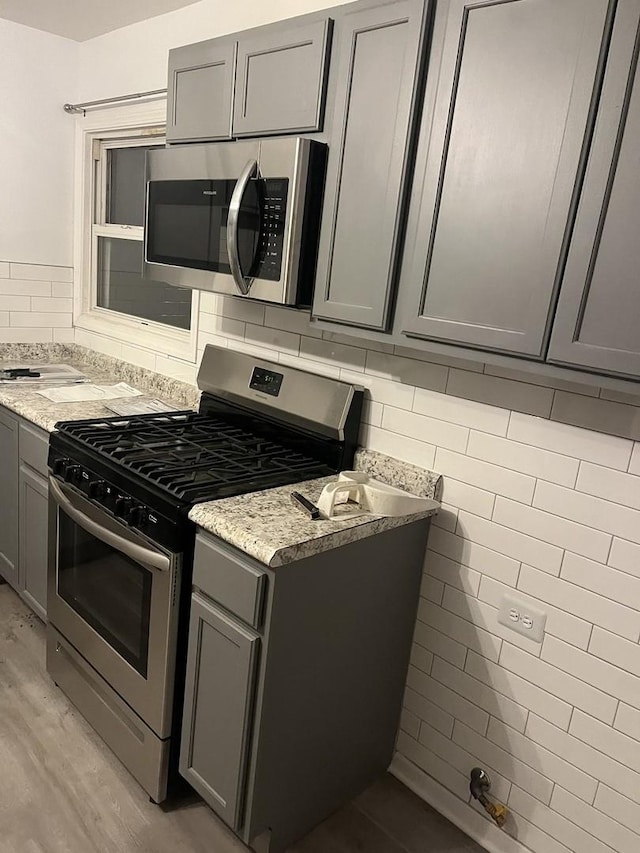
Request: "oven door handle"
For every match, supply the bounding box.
[227,158,258,296]
[49,477,171,573]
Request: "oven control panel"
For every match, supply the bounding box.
[50,453,181,551]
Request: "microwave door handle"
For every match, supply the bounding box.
[227,158,258,296]
[49,476,170,573]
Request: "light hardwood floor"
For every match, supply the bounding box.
[0,585,484,853]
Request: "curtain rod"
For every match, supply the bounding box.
[63,88,167,115]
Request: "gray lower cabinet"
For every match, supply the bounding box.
[166,40,236,143]
[548,0,640,378]
[399,0,612,357]
[183,520,431,853]
[180,591,259,830]
[312,0,429,330]
[233,19,332,137]
[18,464,48,621]
[0,407,19,588]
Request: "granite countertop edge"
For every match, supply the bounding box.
[189,450,442,567]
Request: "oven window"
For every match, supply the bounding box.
[58,510,152,677]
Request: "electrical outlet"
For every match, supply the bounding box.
[498,593,547,643]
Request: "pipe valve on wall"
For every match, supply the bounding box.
[469,768,507,828]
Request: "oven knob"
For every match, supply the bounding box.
[88,479,106,499]
[114,496,132,518]
[126,505,148,527]
[53,457,70,476]
[64,464,81,484]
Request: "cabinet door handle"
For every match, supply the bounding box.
[227,158,258,296]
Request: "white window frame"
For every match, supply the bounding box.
[74,101,199,361]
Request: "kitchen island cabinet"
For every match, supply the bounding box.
[0,407,19,589]
[182,519,432,853]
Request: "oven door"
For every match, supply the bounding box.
[47,477,180,739]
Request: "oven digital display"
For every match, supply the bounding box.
[250,367,284,397]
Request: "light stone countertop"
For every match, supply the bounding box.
[189,449,442,567]
[0,343,199,432]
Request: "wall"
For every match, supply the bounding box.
[73,4,640,853]
[0,20,77,340]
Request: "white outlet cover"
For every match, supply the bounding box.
[498,593,547,643]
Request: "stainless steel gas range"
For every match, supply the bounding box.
[46,346,363,803]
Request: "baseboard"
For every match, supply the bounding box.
[389,753,530,853]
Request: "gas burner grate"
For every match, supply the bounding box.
[56,411,333,503]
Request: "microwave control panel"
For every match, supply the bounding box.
[255,178,289,281]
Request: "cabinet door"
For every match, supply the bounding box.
[180,592,259,830]
[19,464,48,621]
[167,40,236,143]
[548,2,640,378]
[312,0,427,330]
[233,19,331,137]
[0,408,18,588]
[400,0,611,356]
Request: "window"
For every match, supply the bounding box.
[75,104,199,361]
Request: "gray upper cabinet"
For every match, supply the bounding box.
[312,0,428,330]
[548,1,640,379]
[180,591,259,830]
[0,407,18,588]
[166,40,236,143]
[399,0,612,356]
[233,19,332,137]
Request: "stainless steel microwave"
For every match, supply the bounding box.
[143,137,326,305]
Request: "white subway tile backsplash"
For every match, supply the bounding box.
[413,620,467,669]
[447,368,554,418]
[0,296,31,311]
[408,666,488,734]
[0,328,52,342]
[509,786,614,853]
[494,496,611,562]
[323,330,394,352]
[404,679,454,737]
[435,448,536,503]
[246,323,299,356]
[30,297,73,313]
[300,335,365,371]
[551,787,633,853]
[119,344,156,371]
[425,549,482,597]
[487,718,598,803]
[418,598,502,663]
[431,503,458,532]
[51,281,73,298]
[440,477,495,519]
[577,462,640,511]
[534,481,640,546]
[394,343,484,373]
[542,636,640,713]
[53,328,75,343]
[508,412,633,470]
[360,424,436,469]
[428,525,520,586]
[0,262,9,277]
[484,363,600,397]
[594,787,640,839]
[457,511,563,575]
[501,643,618,723]
[409,643,434,675]
[432,656,528,732]
[399,707,420,739]
[630,444,640,475]
[570,711,640,775]
[479,576,592,649]
[552,391,640,443]
[518,565,640,640]
[396,731,471,802]
[418,721,512,802]
[10,311,73,328]
[561,552,640,610]
[414,386,510,435]
[382,405,468,452]
[615,704,640,741]
[365,350,448,392]
[453,721,553,803]
[465,649,573,730]
[10,262,72,282]
[341,368,415,409]
[0,279,51,296]
[420,575,444,605]
[589,627,640,677]
[263,305,317,336]
[525,715,640,807]
[467,430,580,487]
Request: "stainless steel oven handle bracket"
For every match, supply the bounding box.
[227,158,258,296]
[49,477,171,573]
